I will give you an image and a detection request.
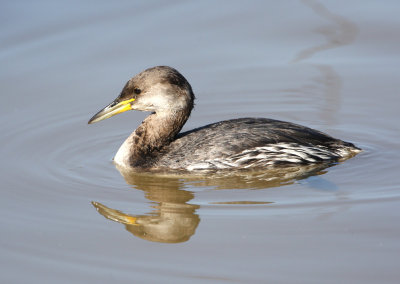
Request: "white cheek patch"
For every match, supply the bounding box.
[148,84,170,106]
[133,84,170,111]
[130,85,168,111]
[132,83,189,112]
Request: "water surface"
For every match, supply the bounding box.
[1,1,400,283]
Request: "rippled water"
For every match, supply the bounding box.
[1,1,400,283]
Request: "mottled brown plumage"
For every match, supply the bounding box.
[88,66,360,171]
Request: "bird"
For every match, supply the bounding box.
[88,66,360,171]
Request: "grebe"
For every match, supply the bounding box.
[88,66,360,171]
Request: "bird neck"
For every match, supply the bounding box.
[114,108,191,168]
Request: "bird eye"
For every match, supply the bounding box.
[134,88,141,94]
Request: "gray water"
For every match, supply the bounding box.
[1,1,400,283]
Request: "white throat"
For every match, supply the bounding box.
[114,132,135,167]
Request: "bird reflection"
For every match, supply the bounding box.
[92,162,338,243]
[92,196,199,243]
[92,173,200,243]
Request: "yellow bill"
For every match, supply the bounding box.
[88,98,135,124]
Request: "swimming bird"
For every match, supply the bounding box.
[88,66,360,171]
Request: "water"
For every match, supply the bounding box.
[1,1,400,283]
